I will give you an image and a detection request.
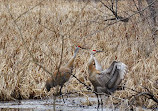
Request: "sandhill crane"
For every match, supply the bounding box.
[88,50,127,105]
[45,46,84,99]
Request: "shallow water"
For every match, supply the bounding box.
[0,95,113,111]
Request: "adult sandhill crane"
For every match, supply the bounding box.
[88,50,127,105]
[45,46,84,98]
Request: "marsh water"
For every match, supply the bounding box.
[0,94,114,111]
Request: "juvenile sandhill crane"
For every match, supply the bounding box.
[88,50,127,105]
[45,46,84,98]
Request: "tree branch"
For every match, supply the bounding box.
[55,35,64,80]
[4,2,35,61]
[99,0,128,22]
[14,0,45,22]
[34,61,53,75]
[124,86,158,104]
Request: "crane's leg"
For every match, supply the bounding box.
[100,95,103,110]
[59,85,65,103]
[95,93,100,108]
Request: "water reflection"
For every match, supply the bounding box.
[0,95,112,111]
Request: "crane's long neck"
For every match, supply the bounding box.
[65,48,78,69]
[93,56,102,71]
[88,54,94,74]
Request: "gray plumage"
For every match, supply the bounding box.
[88,51,127,95]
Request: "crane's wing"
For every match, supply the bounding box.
[115,62,127,79]
[96,73,114,94]
[101,61,127,78]
[101,61,117,75]
[97,61,127,93]
[96,72,110,87]
[106,62,127,90]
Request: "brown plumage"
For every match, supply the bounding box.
[45,46,82,95]
[88,50,127,105]
[45,67,72,92]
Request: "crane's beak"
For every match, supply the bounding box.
[80,47,87,49]
[96,50,103,53]
[77,46,87,50]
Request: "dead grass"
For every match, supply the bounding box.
[0,0,157,109]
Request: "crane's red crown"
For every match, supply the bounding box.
[78,46,81,48]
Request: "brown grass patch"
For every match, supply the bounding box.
[0,0,157,109]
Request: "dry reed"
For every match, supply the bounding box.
[0,0,157,109]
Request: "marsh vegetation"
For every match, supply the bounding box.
[0,0,157,110]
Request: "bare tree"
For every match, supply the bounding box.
[146,0,158,26]
[138,0,158,42]
[99,0,129,22]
